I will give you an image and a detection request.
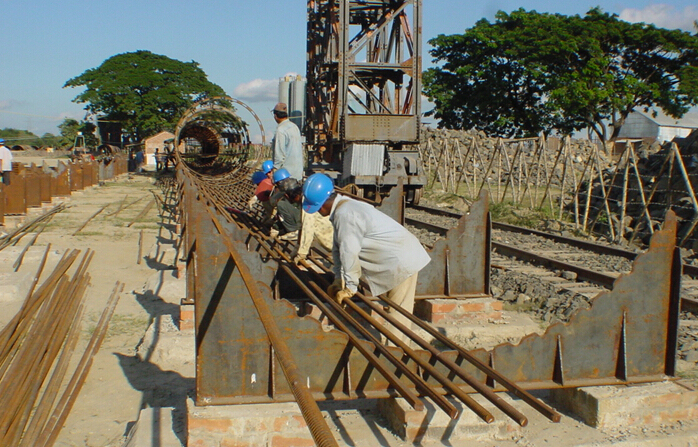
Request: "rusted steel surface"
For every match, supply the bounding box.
[70,163,83,191]
[25,165,41,208]
[54,162,71,197]
[5,164,26,214]
[39,165,51,203]
[0,183,5,225]
[306,0,422,158]
[177,157,679,425]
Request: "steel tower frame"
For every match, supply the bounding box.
[306,0,422,163]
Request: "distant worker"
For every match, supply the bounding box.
[163,145,173,172]
[269,168,301,241]
[154,148,164,171]
[0,138,12,186]
[302,173,431,344]
[134,149,144,173]
[271,103,303,180]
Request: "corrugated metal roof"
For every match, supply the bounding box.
[634,108,698,128]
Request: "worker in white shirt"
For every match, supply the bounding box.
[0,139,13,186]
[301,173,431,345]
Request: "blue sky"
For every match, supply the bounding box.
[1,1,697,143]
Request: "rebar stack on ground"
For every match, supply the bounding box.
[0,246,122,447]
[0,203,67,252]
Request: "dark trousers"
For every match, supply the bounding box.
[1,171,10,186]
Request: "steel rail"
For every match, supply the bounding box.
[203,203,340,447]
[406,216,618,288]
[409,203,698,279]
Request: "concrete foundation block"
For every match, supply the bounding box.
[415,297,503,324]
[127,406,183,447]
[187,398,317,447]
[378,395,522,443]
[179,305,194,331]
[550,381,698,429]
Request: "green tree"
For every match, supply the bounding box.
[58,118,99,148]
[64,50,226,142]
[423,8,698,142]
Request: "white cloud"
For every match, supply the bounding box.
[620,4,698,31]
[233,72,300,103]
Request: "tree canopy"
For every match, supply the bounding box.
[58,118,98,148]
[0,128,61,148]
[64,50,226,142]
[423,8,698,141]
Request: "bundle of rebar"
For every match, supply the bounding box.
[0,246,122,447]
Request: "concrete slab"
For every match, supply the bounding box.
[550,381,698,429]
[187,398,316,447]
[127,406,184,447]
[378,396,523,443]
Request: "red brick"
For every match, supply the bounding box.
[291,415,308,429]
[273,416,291,432]
[457,302,485,312]
[428,313,449,324]
[221,439,253,447]
[428,302,458,314]
[188,417,232,432]
[270,435,315,447]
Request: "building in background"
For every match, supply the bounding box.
[615,109,698,143]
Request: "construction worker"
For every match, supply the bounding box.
[271,103,303,180]
[301,173,431,344]
[0,138,12,185]
[248,160,275,216]
[280,179,333,264]
[269,168,301,241]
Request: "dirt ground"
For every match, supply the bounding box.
[1,166,698,447]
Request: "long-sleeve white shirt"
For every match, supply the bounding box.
[271,119,303,180]
[330,195,431,296]
[0,145,12,172]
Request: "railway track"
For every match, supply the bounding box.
[405,203,698,313]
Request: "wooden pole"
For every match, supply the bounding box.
[627,149,673,244]
[538,141,565,210]
[617,149,631,243]
[474,141,494,198]
[672,143,698,245]
[557,138,571,221]
[628,145,654,236]
[588,146,616,240]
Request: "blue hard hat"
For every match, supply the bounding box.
[272,168,291,183]
[261,160,274,174]
[251,171,266,185]
[302,173,334,214]
[0,138,4,144]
